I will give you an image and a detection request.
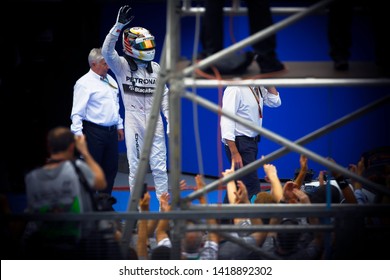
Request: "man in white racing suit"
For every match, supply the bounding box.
[102,5,169,202]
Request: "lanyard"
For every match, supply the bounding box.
[248,86,262,119]
[100,76,118,89]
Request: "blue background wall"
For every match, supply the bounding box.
[101,1,389,180]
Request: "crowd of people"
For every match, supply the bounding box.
[3,137,387,259]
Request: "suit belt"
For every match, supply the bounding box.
[236,135,260,142]
[83,120,117,132]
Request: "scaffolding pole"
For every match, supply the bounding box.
[119,0,389,259]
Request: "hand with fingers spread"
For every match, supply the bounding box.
[347,156,370,204]
[159,192,171,212]
[139,191,150,212]
[263,163,278,180]
[349,157,365,190]
[194,174,207,204]
[318,170,327,187]
[117,5,134,25]
[195,174,206,190]
[179,179,187,190]
[263,161,284,203]
[234,180,250,204]
[299,154,308,172]
[294,154,308,188]
[109,5,134,36]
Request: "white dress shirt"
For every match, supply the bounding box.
[220,85,281,144]
[70,69,124,135]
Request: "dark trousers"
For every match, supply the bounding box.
[328,0,389,68]
[201,0,276,57]
[223,135,260,204]
[83,121,118,195]
[327,0,353,61]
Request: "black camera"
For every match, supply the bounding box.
[293,168,315,183]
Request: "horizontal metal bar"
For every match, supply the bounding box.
[182,77,390,87]
[180,6,312,16]
[3,204,389,221]
[187,223,334,233]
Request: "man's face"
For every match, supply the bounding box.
[93,59,109,77]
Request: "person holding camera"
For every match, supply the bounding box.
[23,126,107,259]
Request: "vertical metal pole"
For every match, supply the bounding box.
[166,0,183,260]
[232,0,240,12]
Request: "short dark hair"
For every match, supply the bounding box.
[150,245,171,260]
[309,184,341,204]
[276,219,301,253]
[47,126,75,154]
